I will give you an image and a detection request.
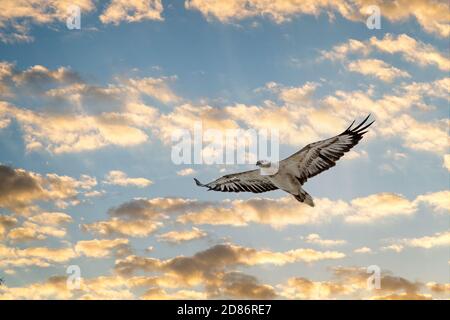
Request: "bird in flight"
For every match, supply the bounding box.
[194,115,374,207]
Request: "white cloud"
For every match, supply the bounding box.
[353,247,372,254]
[100,0,164,24]
[156,227,207,243]
[303,233,347,247]
[347,59,410,82]
[322,33,450,71]
[176,168,196,176]
[185,0,450,37]
[104,170,153,188]
[415,191,450,213]
[443,155,450,172]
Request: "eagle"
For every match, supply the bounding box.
[194,115,374,207]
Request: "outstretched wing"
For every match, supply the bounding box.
[281,115,374,184]
[194,169,278,193]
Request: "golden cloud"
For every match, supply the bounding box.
[75,238,130,258]
[185,0,450,37]
[322,33,450,71]
[0,164,94,213]
[100,0,164,25]
[81,218,162,238]
[347,58,410,82]
[156,227,207,243]
[104,170,153,188]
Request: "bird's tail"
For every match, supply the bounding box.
[293,189,315,207]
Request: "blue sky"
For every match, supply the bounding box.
[0,0,449,299]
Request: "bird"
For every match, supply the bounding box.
[194,115,374,207]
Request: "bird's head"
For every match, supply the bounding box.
[256,160,271,168]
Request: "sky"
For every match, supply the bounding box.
[0,0,449,300]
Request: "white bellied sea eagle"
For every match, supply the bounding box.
[194,115,374,207]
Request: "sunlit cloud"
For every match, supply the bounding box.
[156,227,207,243]
[347,59,410,82]
[185,0,450,37]
[321,33,450,71]
[104,170,153,188]
[303,233,347,247]
[0,164,95,213]
[100,0,164,25]
[81,218,162,238]
[75,238,131,258]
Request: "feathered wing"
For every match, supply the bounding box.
[281,115,374,184]
[194,169,278,193]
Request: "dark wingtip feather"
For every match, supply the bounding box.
[352,114,371,131]
[343,115,374,135]
[344,120,356,132]
[194,178,205,187]
[355,120,375,134]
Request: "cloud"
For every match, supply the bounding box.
[322,33,450,71]
[3,62,447,160]
[369,33,450,71]
[0,0,95,43]
[177,197,350,228]
[115,243,344,281]
[381,244,404,253]
[0,215,17,239]
[123,76,181,104]
[156,227,207,243]
[108,197,197,219]
[278,277,352,299]
[399,231,450,249]
[102,189,446,234]
[415,190,450,213]
[353,247,372,254]
[0,64,183,154]
[382,231,450,252]
[7,221,68,242]
[0,271,274,299]
[113,243,343,297]
[426,282,450,298]
[141,287,208,300]
[277,82,320,105]
[176,168,196,176]
[319,39,369,61]
[0,244,76,268]
[347,59,410,82]
[0,101,154,154]
[0,276,72,299]
[185,0,450,37]
[80,198,196,238]
[0,164,94,213]
[303,233,347,247]
[378,114,449,155]
[100,0,164,25]
[75,238,130,258]
[444,155,450,172]
[81,218,162,237]
[104,170,153,188]
[0,0,165,43]
[28,212,73,226]
[345,193,417,223]
[177,193,421,227]
[3,213,76,247]
[217,272,276,299]
[11,64,81,88]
